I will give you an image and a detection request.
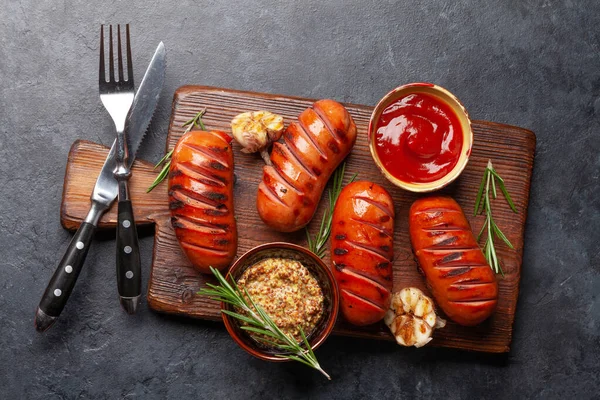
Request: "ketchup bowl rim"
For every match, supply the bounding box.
[367,82,473,193]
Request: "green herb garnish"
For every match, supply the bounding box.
[474,160,518,276]
[146,108,207,193]
[305,163,357,258]
[197,267,331,380]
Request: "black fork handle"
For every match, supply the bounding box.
[35,222,96,332]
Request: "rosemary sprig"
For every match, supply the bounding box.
[305,163,357,258]
[146,108,207,193]
[474,160,518,276]
[197,267,331,380]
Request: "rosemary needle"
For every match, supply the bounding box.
[197,267,331,380]
[146,109,207,193]
[474,160,518,275]
[305,163,357,258]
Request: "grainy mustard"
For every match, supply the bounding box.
[237,257,325,343]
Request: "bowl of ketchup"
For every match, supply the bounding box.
[368,83,473,192]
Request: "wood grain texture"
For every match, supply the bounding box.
[60,85,536,353]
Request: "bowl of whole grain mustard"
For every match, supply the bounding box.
[222,242,339,362]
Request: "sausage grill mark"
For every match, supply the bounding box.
[423,226,465,233]
[169,200,184,210]
[171,187,223,209]
[352,196,394,218]
[169,169,183,178]
[450,299,497,305]
[210,161,227,171]
[297,119,328,159]
[258,172,287,207]
[327,140,340,154]
[335,234,347,240]
[439,252,463,264]
[333,261,345,271]
[176,162,227,186]
[349,218,393,238]
[450,282,494,291]
[441,267,472,278]
[278,140,318,180]
[271,160,302,193]
[269,166,302,195]
[171,215,228,234]
[341,289,386,312]
[180,240,230,256]
[312,104,344,143]
[204,209,229,217]
[346,240,391,261]
[182,142,230,170]
[435,236,459,246]
[334,248,349,255]
[203,191,227,202]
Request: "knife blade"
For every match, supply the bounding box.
[35,42,167,332]
[114,42,166,314]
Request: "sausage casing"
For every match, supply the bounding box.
[409,197,498,326]
[168,130,237,273]
[330,181,394,326]
[257,99,357,232]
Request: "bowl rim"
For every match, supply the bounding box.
[367,82,473,193]
[221,242,340,362]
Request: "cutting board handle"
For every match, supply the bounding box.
[60,140,168,231]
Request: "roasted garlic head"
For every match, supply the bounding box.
[230,111,284,165]
[384,287,446,348]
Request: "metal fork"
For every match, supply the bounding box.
[99,24,142,313]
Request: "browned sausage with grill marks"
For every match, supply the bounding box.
[409,197,498,326]
[257,99,357,232]
[331,181,394,326]
[168,130,237,273]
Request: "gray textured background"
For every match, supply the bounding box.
[1,0,598,399]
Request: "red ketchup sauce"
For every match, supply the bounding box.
[374,93,463,183]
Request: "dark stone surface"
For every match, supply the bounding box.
[0,0,598,398]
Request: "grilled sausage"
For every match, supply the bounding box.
[409,197,498,326]
[330,181,394,326]
[168,130,237,273]
[257,99,357,232]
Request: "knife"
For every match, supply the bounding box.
[35,42,166,332]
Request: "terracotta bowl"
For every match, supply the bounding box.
[368,82,473,192]
[222,242,339,362]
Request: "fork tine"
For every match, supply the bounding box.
[108,25,115,82]
[99,25,105,84]
[117,25,124,82]
[126,24,133,84]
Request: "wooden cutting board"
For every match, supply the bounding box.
[61,85,535,353]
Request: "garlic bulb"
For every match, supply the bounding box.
[384,287,446,348]
[230,111,284,165]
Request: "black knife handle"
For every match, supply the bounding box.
[116,199,141,305]
[35,222,96,331]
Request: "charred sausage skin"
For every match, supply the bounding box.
[409,197,498,326]
[331,181,394,326]
[257,99,357,232]
[168,130,237,273]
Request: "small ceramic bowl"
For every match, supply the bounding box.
[222,242,339,362]
[368,82,473,192]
